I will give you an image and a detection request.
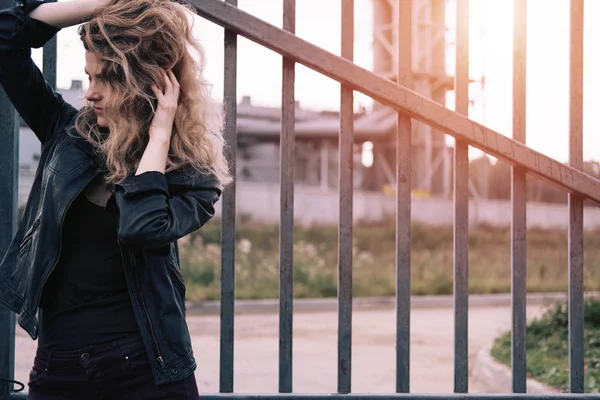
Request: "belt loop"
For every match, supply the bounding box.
[45,351,53,373]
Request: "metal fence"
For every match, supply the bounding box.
[1,0,598,398]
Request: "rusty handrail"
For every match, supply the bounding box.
[191,0,600,203]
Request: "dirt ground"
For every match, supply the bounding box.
[13,305,544,394]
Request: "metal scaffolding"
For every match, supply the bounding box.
[372,0,486,198]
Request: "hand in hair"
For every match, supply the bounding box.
[149,70,180,143]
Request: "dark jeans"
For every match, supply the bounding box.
[26,333,200,399]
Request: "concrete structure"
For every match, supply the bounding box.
[18,164,600,230]
[207,182,600,230]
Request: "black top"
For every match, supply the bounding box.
[38,192,140,350]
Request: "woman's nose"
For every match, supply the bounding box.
[85,85,100,102]
[85,90,96,102]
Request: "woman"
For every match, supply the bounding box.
[0,0,229,398]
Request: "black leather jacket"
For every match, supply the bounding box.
[0,2,221,385]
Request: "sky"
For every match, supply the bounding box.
[31,0,600,163]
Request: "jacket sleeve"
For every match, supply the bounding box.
[0,1,77,145]
[114,170,222,249]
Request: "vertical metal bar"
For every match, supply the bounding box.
[511,0,527,393]
[219,0,237,392]
[0,73,18,400]
[568,0,584,393]
[337,0,354,394]
[454,0,469,393]
[395,0,412,393]
[279,0,295,393]
[0,0,18,396]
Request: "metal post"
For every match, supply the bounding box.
[453,0,469,393]
[511,0,527,393]
[279,0,295,393]
[219,0,238,393]
[0,78,19,400]
[337,0,354,393]
[568,0,584,393]
[395,0,412,393]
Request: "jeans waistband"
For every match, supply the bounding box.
[33,332,143,373]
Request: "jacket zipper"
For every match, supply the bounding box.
[128,251,167,372]
[168,261,185,288]
[33,174,95,314]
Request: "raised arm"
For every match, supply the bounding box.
[29,0,107,29]
[0,0,107,145]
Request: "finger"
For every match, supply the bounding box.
[165,71,178,99]
[151,84,164,102]
[168,74,180,101]
[167,71,180,102]
[151,83,162,97]
[163,71,172,92]
[168,70,180,88]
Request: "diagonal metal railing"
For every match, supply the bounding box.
[193,0,599,199]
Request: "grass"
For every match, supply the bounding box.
[177,218,600,303]
[491,299,600,392]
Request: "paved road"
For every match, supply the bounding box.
[14,305,545,394]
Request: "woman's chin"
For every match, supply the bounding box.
[97,116,108,128]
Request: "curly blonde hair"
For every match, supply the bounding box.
[74,0,231,186]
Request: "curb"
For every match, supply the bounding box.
[471,342,557,394]
[185,292,586,315]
